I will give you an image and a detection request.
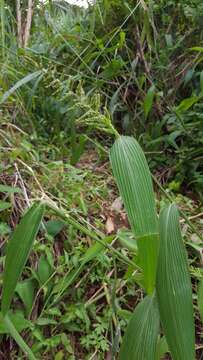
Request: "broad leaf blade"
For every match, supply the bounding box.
[2,202,44,315]
[157,204,195,360]
[119,295,159,360]
[16,280,36,317]
[110,136,158,237]
[110,136,159,293]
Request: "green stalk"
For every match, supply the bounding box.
[0,0,5,59]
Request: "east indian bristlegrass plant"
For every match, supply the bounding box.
[1,136,195,359]
[110,136,195,360]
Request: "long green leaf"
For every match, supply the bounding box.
[2,202,44,315]
[197,280,203,323]
[0,184,22,194]
[110,136,159,293]
[176,96,199,113]
[156,204,195,360]
[0,70,42,104]
[0,200,11,211]
[144,85,155,119]
[3,314,36,360]
[119,295,159,360]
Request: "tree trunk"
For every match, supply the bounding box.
[16,0,22,47]
[23,0,33,47]
[16,0,33,48]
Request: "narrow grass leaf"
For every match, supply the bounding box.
[190,46,203,53]
[0,70,42,104]
[0,184,22,193]
[197,280,203,323]
[110,136,159,293]
[3,314,36,360]
[144,85,155,119]
[200,70,203,93]
[176,96,199,112]
[157,204,195,360]
[0,311,32,334]
[119,295,159,360]
[2,202,44,315]
[82,235,113,263]
[0,200,11,211]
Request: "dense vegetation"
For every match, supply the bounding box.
[0,0,203,359]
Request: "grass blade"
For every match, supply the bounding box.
[156,204,195,360]
[110,136,159,293]
[119,295,159,360]
[197,280,203,323]
[0,184,22,193]
[2,202,44,315]
[144,85,155,119]
[3,314,36,360]
[0,70,42,104]
[0,200,11,211]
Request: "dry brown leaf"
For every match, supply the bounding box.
[111,196,123,212]
[105,217,115,234]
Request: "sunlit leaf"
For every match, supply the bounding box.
[190,46,203,53]
[176,96,199,112]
